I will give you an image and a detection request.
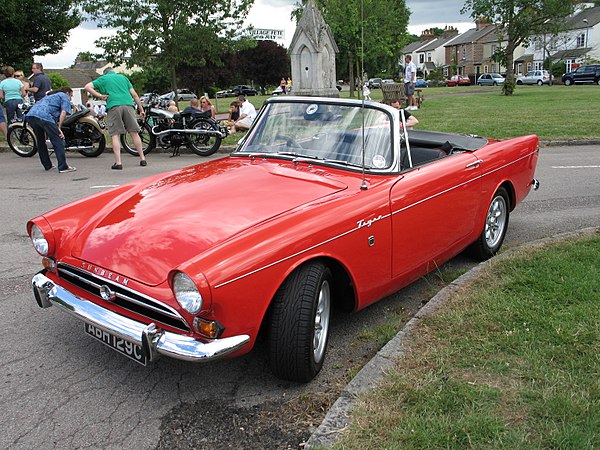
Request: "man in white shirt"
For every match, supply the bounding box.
[231,95,257,133]
[404,55,418,110]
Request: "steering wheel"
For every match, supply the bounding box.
[273,134,302,151]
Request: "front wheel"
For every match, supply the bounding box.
[564,78,573,86]
[517,80,523,85]
[268,262,333,382]
[537,80,543,86]
[187,118,222,156]
[121,120,155,156]
[470,187,510,260]
[8,124,37,157]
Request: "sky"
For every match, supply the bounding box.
[37,0,474,69]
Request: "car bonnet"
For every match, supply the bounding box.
[69,158,348,286]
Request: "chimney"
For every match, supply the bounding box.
[443,26,459,39]
[476,18,490,30]
[420,29,434,42]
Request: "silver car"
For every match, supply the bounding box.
[516,70,550,86]
[476,73,505,86]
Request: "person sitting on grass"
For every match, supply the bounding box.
[230,95,256,133]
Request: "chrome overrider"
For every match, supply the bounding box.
[32,272,250,363]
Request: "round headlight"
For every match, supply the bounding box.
[173,272,203,314]
[31,224,49,256]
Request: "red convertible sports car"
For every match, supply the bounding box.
[29,97,539,382]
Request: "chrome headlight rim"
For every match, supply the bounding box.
[31,224,49,256]
[172,272,203,314]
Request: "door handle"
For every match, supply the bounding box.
[466,159,483,168]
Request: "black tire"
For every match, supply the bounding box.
[77,123,106,157]
[121,120,155,156]
[517,80,523,85]
[596,78,600,85]
[470,187,510,260]
[564,78,573,86]
[187,118,222,156]
[537,80,543,86]
[269,261,333,382]
[8,124,37,157]
[492,82,497,86]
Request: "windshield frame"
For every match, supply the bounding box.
[233,97,403,174]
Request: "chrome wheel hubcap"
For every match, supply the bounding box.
[485,195,507,249]
[313,280,331,363]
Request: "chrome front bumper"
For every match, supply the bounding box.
[32,272,250,363]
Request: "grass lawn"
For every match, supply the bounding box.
[223,85,600,143]
[333,231,600,450]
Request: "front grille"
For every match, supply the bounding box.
[57,263,190,332]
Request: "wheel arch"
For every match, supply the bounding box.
[257,255,356,339]
[499,180,516,211]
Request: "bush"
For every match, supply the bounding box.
[48,73,70,89]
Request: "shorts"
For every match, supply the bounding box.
[106,105,141,136]
[0,107,5,123]
[404,83,415,96]
[236,116,253,129]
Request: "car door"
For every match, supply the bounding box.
[390,152,482,278]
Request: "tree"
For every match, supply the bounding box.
[81,0,255,101]
[47,73,71,89]
[293,0,410,97]
[0,0,80,69]
[236,40,290,89]
[461,0,578,95]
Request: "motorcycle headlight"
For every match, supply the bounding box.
[173,272,203,314]
[31,224,49,256]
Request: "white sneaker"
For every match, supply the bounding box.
[59,166,77,173]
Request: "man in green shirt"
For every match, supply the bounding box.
[84,67,147,169]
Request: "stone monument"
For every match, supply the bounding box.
[288,0,339,98]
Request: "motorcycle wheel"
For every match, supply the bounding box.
[8,124,37,157]
[77,123,106,157]
[187,118,222,157]
[121,121,155,156]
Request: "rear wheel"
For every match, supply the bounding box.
[187,118,222,156]
[537,80,543,86]
[269,261,332,382]
[517,80,523,85]
[77,123,106,157]
[8,124,37,157]
[470,187,510,260]
[121,120,155,155]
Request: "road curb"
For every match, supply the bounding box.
[305,226,600,449]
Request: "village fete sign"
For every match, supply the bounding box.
[249,29,285,40]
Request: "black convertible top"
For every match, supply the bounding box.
[407,129,488,151]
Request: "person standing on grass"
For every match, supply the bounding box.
[84,67,146,170]
[26,87,76,173]
[404,55,418,110]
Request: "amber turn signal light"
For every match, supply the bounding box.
[193,317,224,339]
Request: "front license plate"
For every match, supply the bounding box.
[84,323,147,366]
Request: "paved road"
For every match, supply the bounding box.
[1,144,598,449]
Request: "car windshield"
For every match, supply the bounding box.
[236,100,395,170]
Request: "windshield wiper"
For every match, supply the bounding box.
[276,151,322,160]
[322,158,362,167]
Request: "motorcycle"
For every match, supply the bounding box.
[7,105,106,158]
[121,93,228,157]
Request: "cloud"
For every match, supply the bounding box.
[38,0,474,68]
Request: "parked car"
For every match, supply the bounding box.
[476,73,505,86]
[28,96,540,382]
[159,89,197,102]
[516,70,550,85]
[382,79,395,85]
[216,85,258,98]
[415,78,428,88]
[446,75,472,87]
[271,86,285,95]
[561,64,600,85]
[367,78,382,88]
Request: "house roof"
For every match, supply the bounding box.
[514,53,535,63]
[419,34,460,52]
[446,25,496,46]
[45,69,100,88]
[550,47,590,60]
[402,39,435,54]
[566,6,600,30]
